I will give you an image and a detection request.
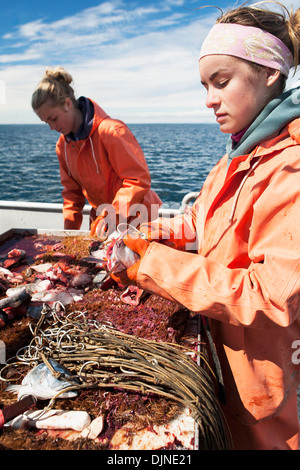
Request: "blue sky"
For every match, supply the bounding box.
[0,0,299,124]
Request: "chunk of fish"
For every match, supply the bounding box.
[6,359,78,400]
[104,228,140,273]
[80,415,104,439]
[0,267,14,279]
[5,410,91,432]
[2,249,26,269]
[0,287,31,310]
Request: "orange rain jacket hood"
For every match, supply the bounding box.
[56,99,161,229]
[137,88,300,448]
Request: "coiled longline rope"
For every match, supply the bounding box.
[1,303,232,450]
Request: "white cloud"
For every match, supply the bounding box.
[0,49,42,63]
[5,0,300,124]
[0,0,300,123]
[0,1,216,124]
[18,19,45,39]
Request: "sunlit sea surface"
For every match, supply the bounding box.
[0,123,227,207]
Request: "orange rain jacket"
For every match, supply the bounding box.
[137,117,300,449]
[56,100,162,229]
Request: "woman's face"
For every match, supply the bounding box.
[35,98,80,135]
[199,55,278,134]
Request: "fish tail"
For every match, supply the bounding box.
[5,384,21,394]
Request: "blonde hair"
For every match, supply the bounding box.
[31,66,76,110]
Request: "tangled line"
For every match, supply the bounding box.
[1,302,232,450]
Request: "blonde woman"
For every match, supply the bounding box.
[32,68,161,237]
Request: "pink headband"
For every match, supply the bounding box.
[199,23,293,77]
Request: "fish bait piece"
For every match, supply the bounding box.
[5,409,91,432]
[105,225,143,273]
[110,238,140,272]
[0,287,31,310]
[26,409,91,431]
[0,267,14,279]
[120,286,145,306]
[6,359,78,400]
[31,290,83,306]
[6,283,48,297]
[70,273,93,287]
[80,415,104,439]
[3,249,26,269]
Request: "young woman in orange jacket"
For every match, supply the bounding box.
[112,3,300,450]
[31,67,161,238]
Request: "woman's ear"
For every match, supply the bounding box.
[63,97,72,112]
[266,68,281,87]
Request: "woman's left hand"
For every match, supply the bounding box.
[90,212,116,239]
[111,235,150,285]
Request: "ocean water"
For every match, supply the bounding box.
[0,123,227,206]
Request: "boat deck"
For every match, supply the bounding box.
[0,228,229,450]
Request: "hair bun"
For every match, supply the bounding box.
[45,66,73,85]
[32,66,76,109]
